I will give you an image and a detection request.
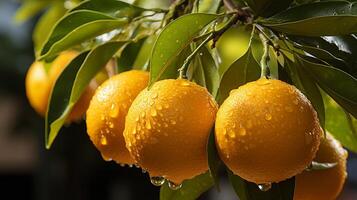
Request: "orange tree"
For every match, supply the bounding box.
[16,0,357,199]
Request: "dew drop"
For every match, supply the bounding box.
[109,104,119,118]
[265,113,272,121]
[293,99,299,105]
[285,106,293,112]
[228,130,236,138]
[156,104,163,110]
[168,181,182,190]
[150,176,165,186]
[145,119,152,130]
[258,183,272,192]
[152,92,158,99]
[142,169,147,173]
[128,164,133,168]
[170,120,177,125]
[180,82,190,86]
[120,163,125,167]
[102,154,112,161]
[108,122,114,128]
[100,135,108,145]
[135,117,140,122]
[150,109,158,117]
[141,112,146,118]
[101,115,105,121]
[132,128,137,135]
[164,104,169,109]
[238,127,246,136]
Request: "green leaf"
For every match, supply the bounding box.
[14,0,49,23]
[191,47,220,97]
[160,172,214,200]
[149,13,218,86]
[117,38,145,71]
[284,56,325,130]
[207,125,221,190]
[133,34,158,70]
[198,0,222,14]
[71,0,145,18]
[217,47,261,104]
[323,92,357,153]
[297,55,357,118]
[40,10,128,60]
[244,0,293,17]
[228,170,295,200]
[261,1,357,36]
[216,26,252,75]
[33,2,67,57]
[46,41,124,148]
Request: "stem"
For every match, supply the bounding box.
[259,33,270,78]
[178,33,214,78]
[223,0,236,11]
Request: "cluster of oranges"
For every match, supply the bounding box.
[26,51,347,199]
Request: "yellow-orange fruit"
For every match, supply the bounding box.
[294,133,348,200]
[25,51,96,121]
[215,78,323,184]
[124,79,218,184]
[86,70,149,164]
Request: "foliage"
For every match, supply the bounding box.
[15,0,357,199]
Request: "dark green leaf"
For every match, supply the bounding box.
[149,13,218,86]
[323,92,357,153]
[133,34,158,70]
[244,0,293,17]
[33,2,67,57]
[228,170,295,200]
[191,47,220,97]
[117,38,145,72]
[261,1,357,36]
[217,47,261,104]
[71,0,145,18]
[40,10,128,60]
[46,41,124,148]
[284,56,325,129]
[207,125,221,190]
[297,55,357,118]
[160,172,214,200]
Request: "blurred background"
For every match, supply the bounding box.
[0,1,356,199]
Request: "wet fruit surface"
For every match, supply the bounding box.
[124,79,218,184]
[294,133,348,200]
[215,78,323,184]
[86,70,149,164]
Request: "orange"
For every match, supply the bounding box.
[86,70,149,164]
[25,51,96,121]
[124,79,218,184]
[294,133,348,200]
[215,78,323,184]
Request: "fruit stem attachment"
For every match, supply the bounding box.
[178,33,214,79]
[259,33,271,79]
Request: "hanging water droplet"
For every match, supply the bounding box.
[128,164,133,168]
[134,164,140,168]
[265,113,272,121]
[101,154,112,161]
[150,176,165,186]
[142,169,147,173]
[120,163,125,167]
[100,135,108,145]
[168,181,182,190]
[258,183,272,191]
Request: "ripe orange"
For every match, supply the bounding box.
[124,79,218,184]
[25,51,96,121]
[86,70,149,164]
[215,78,323,184]
[294,133,348,200]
